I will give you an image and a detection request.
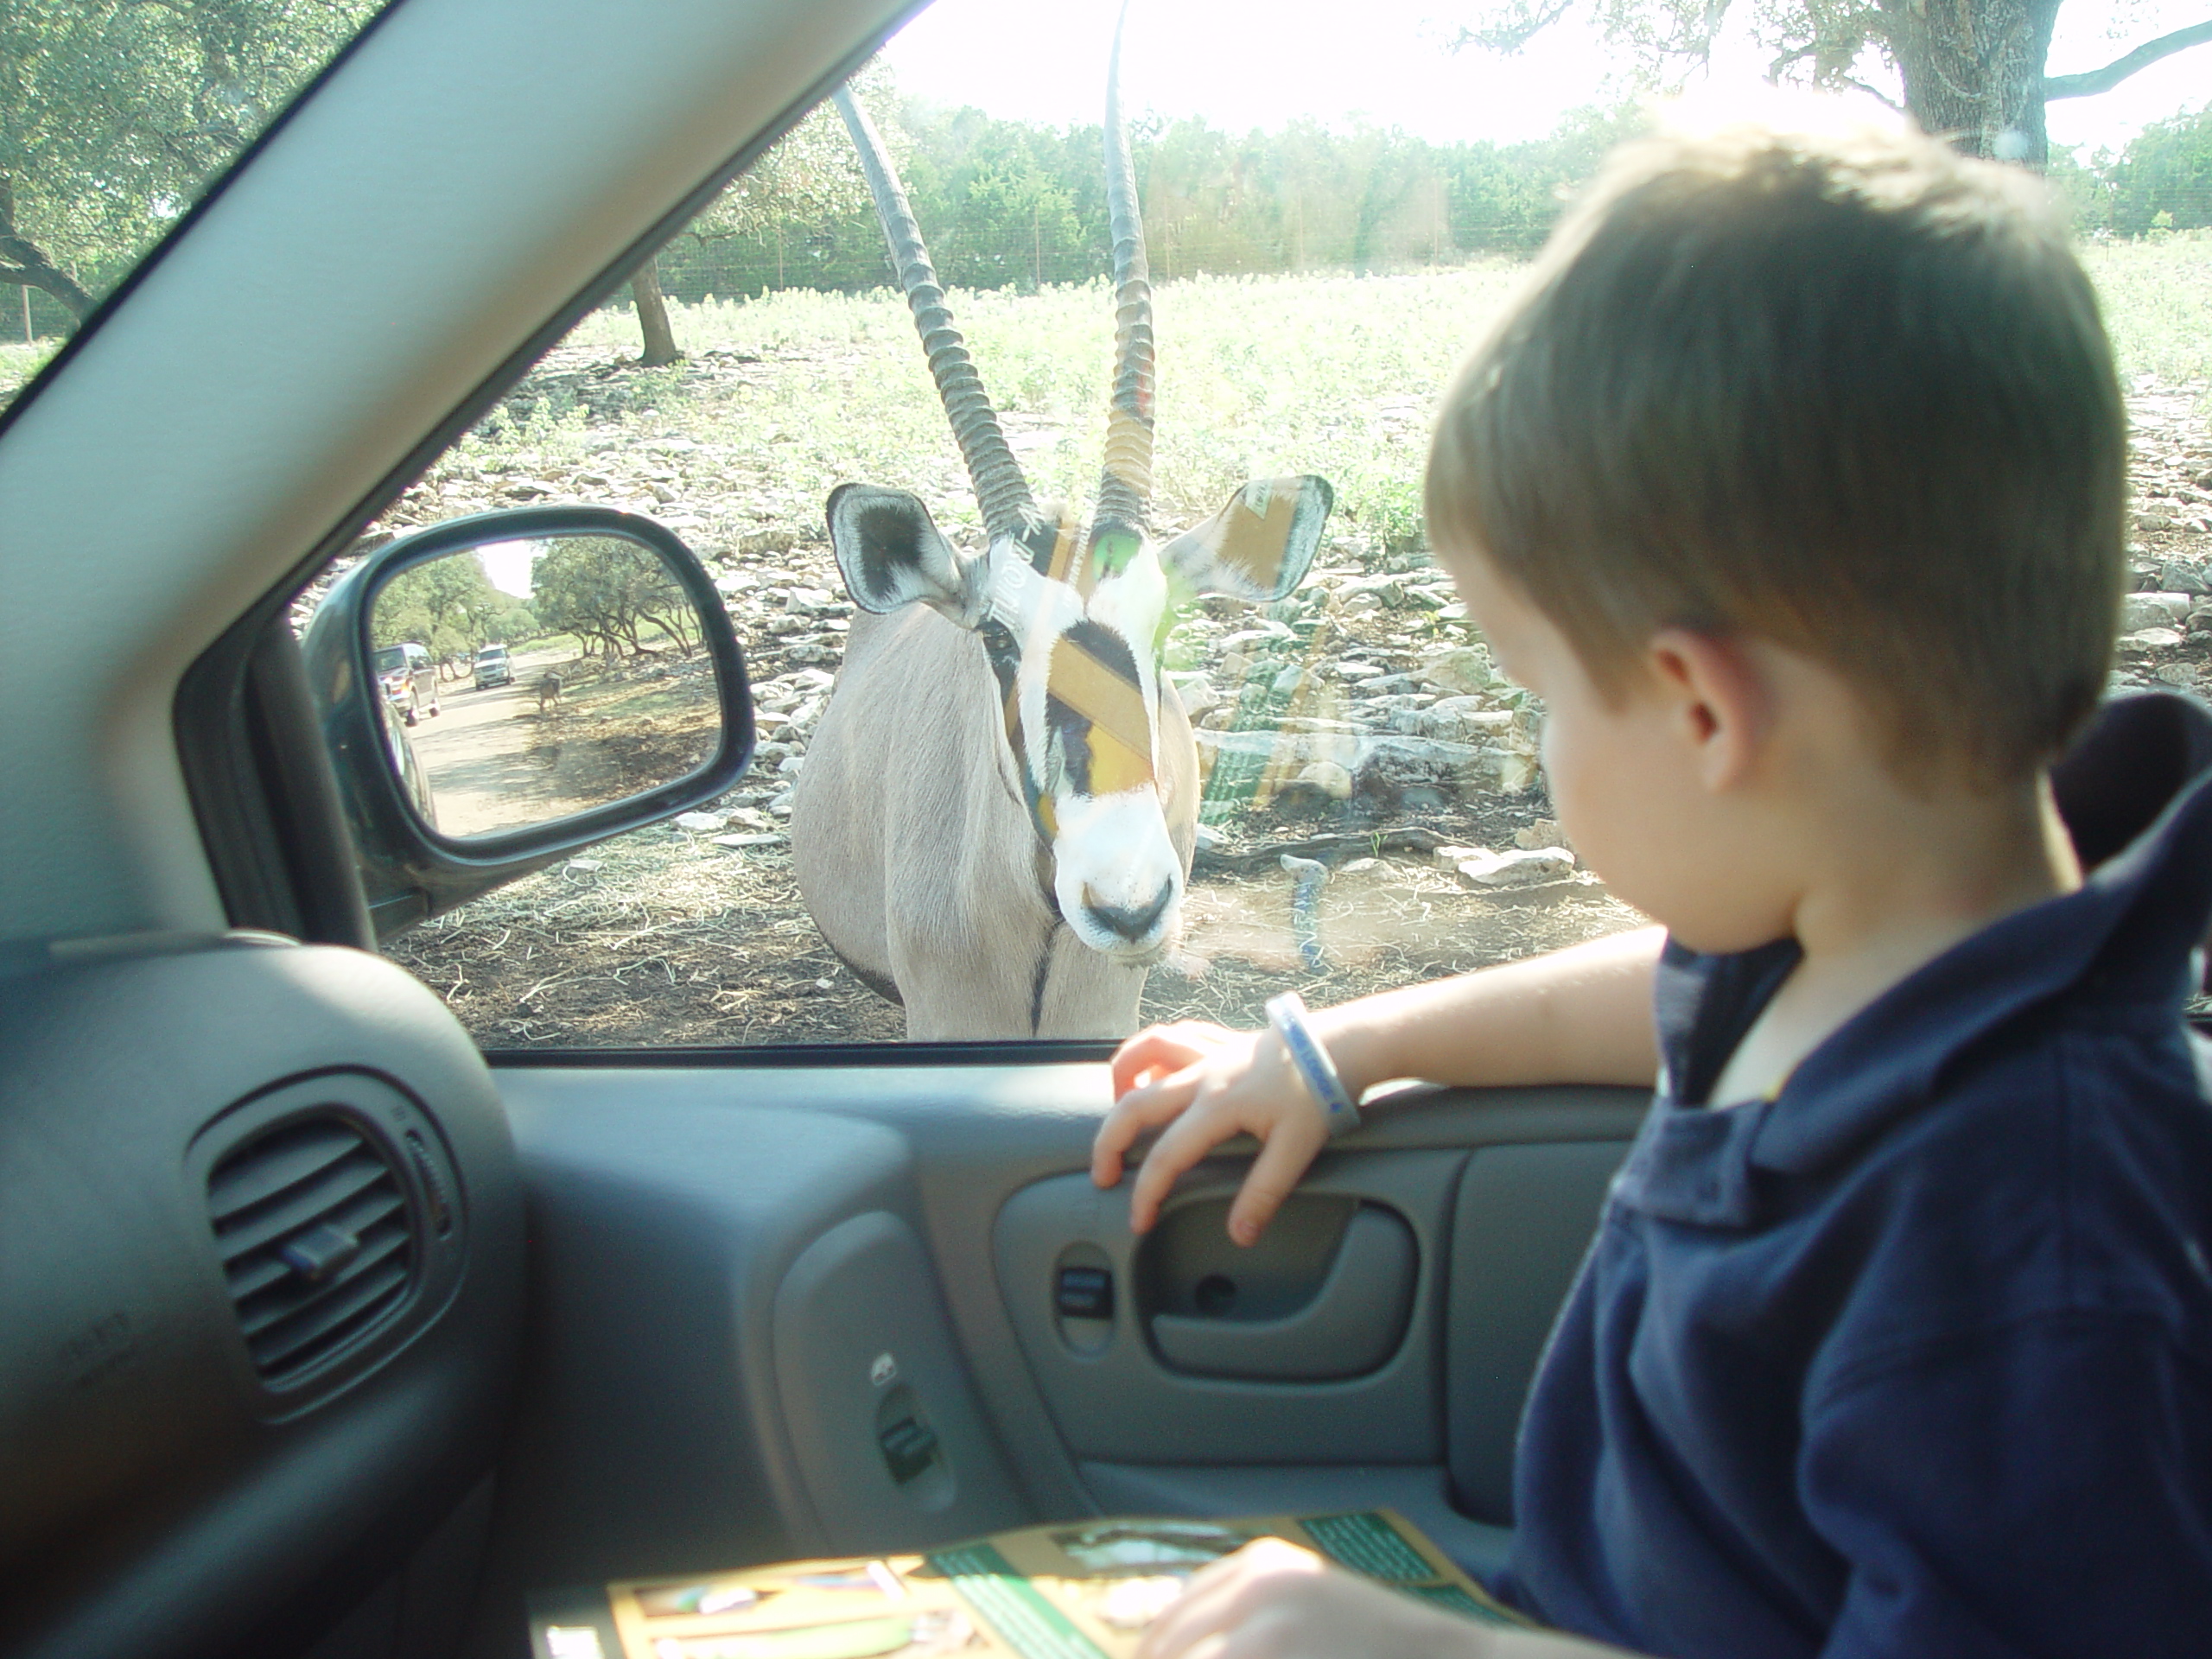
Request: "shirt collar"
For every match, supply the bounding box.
[1621,692,2212,1226]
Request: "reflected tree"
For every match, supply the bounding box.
[375,552,510,662]
[531,538,695,660]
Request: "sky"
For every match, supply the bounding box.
[881,0,2211,157]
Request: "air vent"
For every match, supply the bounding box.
[206,1115,417,1385]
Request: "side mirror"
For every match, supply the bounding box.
[302,506,754,938]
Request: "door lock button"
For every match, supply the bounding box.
[1055,1264,1114,1319]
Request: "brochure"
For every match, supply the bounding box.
[531,1510,1526,1659]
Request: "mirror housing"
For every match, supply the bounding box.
[302,506,754,938]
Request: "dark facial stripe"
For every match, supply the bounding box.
[1047,620,1152,797]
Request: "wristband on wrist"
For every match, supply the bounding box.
[1265,991,1363,1137]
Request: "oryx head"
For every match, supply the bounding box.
[823,25,1332,964]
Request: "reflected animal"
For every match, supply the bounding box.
[536,672,563,715]
[791,28,1333,1040]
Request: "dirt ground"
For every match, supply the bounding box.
[406,650,719,836]
[384,774,1645,1047]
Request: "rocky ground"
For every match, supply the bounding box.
[370,345,2212,1048]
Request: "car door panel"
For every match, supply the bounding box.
[1447,1141,1633,1524]
[995,1155,1463,1464]
[478,1064,1640,1609]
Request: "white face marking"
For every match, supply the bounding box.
[1051,786,1184,961]
[991,535,1185,962]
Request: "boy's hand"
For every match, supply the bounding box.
[1134,1540,1485,1659]
[1135,1540,1645,1659]
[1091,1019,1332,1243]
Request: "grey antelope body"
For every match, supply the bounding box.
[791,29,1332,1039]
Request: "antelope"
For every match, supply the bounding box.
[537,671,563,715]
[791,27,1333,1039]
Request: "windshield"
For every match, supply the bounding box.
[0,1,383,414]
[372,645,407,674]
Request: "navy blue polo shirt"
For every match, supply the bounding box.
[1497,694,2212,1658]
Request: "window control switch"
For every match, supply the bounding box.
[878,1414,941,1485]
[1055,1264,1114,1319]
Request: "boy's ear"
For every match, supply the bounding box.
[1159,476,1333,602]
[826,485,983,624]
[1646,628,1770,791]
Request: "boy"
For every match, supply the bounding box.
[1090,104,2212,1658]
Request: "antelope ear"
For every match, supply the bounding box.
[826,484,983,622]
[1158,475,1333,603]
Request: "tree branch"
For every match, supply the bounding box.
[1446,0,1577,55]
[2045,21,2212,101]
[1845,77,1906,113]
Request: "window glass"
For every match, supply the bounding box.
[340,0,2212,1047]
[0,0,382,413]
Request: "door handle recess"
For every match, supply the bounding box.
[1148,1206,1416,1381]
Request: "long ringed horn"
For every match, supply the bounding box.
[1095,2,1155,533]
[832,86,1036,542]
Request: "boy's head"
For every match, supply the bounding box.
[1426,103,2126,791]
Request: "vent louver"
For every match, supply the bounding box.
[207,1115,418,1385]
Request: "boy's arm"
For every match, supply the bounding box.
[1093,925,1664,1242]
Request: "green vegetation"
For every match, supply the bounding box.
[0,0,378,323]
[449,234,2212,569]
[645,102,1648,307]
[2056,105,2212,239]
[2078,231,2212,390]
[374,552,537,662]
[533,537,698,659]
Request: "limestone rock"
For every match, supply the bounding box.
[2120,626,2183,655]
[1457,846,1578,888]
[2123,592,2192,631]
[1418,645,1496,696]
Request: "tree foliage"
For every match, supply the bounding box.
[1441,0,2212,165]
[532,537,696,660]
[0,0,377,316]
[2054,102,2212,235]
[372,551,531,663]
[645,99,1651,307]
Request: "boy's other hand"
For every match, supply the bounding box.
[1134,1540,1484,1659]
[1135,1538,1648,1659]
[1091,1020,1331,1243]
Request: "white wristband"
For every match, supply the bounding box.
[1265,991,1363,1137]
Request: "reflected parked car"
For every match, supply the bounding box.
[372,639,440,724]
[378,693,439,830]
[474,643,513,690]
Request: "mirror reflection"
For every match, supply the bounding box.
[370,532,719,838]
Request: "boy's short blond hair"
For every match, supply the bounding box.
[1426,105,2126,785]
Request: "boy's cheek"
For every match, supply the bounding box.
[1547,731,1796,951]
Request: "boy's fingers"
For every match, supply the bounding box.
[1135,1552,1257,1658]
[1227,1118,1328,1246]
[1109,1022,1223,1097]
[1125,1100,1241,1233]
[1090,1066,1204,1188]
[1139,1542,1320,1659]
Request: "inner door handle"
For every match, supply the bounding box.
[1149,1205,1416,1381]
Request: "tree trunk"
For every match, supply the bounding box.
[0,175,93,319]
[631,257,681,366]
[1882,0,2063,164]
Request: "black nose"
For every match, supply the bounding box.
[1084,880,1174,941]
